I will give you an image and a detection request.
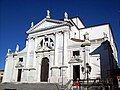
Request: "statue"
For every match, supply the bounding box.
[15,44,19,52]
[7,49,11,54]
[84,32,89,40]
[31,22,34,27]
[64,12,68,19]
[46,10,50,18]
[103,32,108,40]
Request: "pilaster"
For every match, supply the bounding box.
[33,37,37,68]
[63,31,68,65]
[49,32,59,83]
[54,32,59,66]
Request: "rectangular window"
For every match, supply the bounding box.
[19,58,23,62]
[73,51,80,56]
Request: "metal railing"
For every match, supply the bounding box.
[65,78,114,90]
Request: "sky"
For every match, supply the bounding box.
[0,0,120,70]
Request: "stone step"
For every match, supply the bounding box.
[0,83,60,90]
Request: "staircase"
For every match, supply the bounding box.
[0,83,60,90]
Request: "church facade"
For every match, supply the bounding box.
[3,11,118,84]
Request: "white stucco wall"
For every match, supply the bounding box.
[3,17,118,84]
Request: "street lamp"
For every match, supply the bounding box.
[81,63,91,89]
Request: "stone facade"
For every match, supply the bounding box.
[3,11,118,85]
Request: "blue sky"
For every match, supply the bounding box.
[0,0,120,70]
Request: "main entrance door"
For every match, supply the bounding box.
[73,65,80,81]
[40,57,49,82]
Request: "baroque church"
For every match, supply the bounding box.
[3,10,118,85]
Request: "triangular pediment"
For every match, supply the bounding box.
[26,18,68,34]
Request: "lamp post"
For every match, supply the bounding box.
[72,32,91,89]
[81,63,91,90]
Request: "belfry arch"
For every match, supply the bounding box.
[40,57,49,82]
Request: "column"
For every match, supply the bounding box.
[33,37,37,68]
[26,39,30,68]
[49,33,59,83]
[54,32,59,66]
[26,38,33,82]
[60,31,68,85]
[63,31,68,65]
